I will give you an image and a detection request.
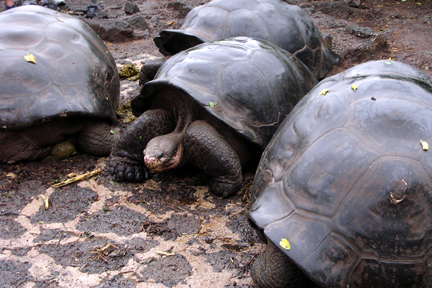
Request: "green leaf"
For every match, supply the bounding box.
[110,130,114,135]
[279,238,291,251]
[318,88,330,96]
[209,102,214,108]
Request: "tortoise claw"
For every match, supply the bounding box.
[125,166,148,182]
[108,155,148,183]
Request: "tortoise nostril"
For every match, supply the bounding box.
[157,153,165,161]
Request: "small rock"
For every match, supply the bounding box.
[346,0,361,8]
[127,14,149,30]
[85,19,134,42]
[346,24,374,38]
[124,1,139,14]
[167,0,194,18]
[149,15,158,26]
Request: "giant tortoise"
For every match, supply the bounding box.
[109,37,317,198]
[248,60,432,287]
[0,6,120,163]
[142,0,339,83]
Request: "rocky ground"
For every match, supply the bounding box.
[1,0,432,287]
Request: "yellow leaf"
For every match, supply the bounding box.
[318,88,330,96]
[351,85,358,91]
[279,238,291,250]
[24,52,36,64]
[420,140,429,151]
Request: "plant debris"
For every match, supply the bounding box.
[51,168,101,188]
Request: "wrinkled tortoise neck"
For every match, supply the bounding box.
[143,91,198,171]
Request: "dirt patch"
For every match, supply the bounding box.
[1,0,432,287]
[31,187,98,224]
[136,254,192,287]
[77,206,149,236]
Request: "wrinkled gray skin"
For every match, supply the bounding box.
[250,241,315,288]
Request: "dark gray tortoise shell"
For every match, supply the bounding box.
[249,60,432,287]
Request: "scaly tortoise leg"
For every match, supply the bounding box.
[183,120,243,198]
[108,109,175,182]
[251,241,315,288]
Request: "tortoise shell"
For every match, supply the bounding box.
[248,60,432,287]
[0,6,119,130]
[140,37,317,148]
[153,0,339,79]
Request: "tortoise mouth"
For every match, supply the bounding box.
[144,143,184,172]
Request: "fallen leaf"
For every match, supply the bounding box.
[5,172,17,179]
[420,140,429,151]
[24,52,36,64]
[40,195,49,210]
[279,238,291,251]
[319,88,330,96]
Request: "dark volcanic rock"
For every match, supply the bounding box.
[127,14,149,31]
[84,19,135,42]
[124,1,140,14]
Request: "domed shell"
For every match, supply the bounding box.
[248,60,432,287]
[141,37,317,148]
[0,6,120,130]
[154,0,339,79]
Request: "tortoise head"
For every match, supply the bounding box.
[143,132,184,172]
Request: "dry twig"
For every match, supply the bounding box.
[51,168,101,188]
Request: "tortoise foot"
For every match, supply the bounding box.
[251,241,314,288]
[209,177,242,198]
[108,155,148,182]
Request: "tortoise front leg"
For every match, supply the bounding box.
[108,109,175,182]
[183,120,243,198]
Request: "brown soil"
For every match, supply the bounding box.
[1,0,431,287]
